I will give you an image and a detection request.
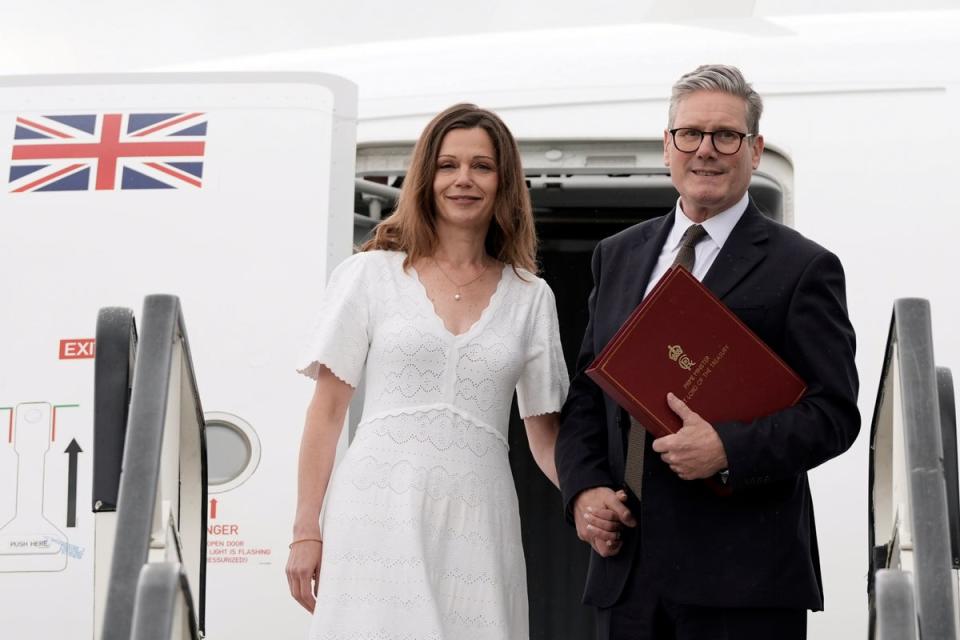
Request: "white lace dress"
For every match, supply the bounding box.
[298,250,568,640]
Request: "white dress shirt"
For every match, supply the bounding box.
[642,193,749,299]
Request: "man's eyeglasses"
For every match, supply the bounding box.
[668,128,755,155]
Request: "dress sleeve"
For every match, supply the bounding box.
[296,253,373,387]
[516,280,570,418]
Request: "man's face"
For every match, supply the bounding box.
[663,90,764,222]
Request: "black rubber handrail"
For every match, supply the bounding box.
[938,367,959,569]
[129,562,202,640]
[874,569,918,640]
[93,307,137,512]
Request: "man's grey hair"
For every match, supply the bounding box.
[668,64,763,135]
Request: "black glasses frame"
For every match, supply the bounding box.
[668,128,756,155]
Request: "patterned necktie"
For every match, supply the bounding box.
[673,224,707,273]
[623,224,709,499]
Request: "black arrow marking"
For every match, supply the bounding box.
[65,438,82,527]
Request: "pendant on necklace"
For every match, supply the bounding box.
[454,293,462,301]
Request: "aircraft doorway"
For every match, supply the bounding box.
[508,172,681,638]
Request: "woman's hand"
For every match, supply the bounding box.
[573,487,635,557]
[286,539,324,612]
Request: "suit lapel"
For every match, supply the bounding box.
[629,211,675,308]
[702,201,768,300]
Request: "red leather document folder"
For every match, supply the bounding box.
[586,265,806,438]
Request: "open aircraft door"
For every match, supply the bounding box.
[0,72,357,639]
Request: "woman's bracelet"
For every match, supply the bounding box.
[288,538,323,549]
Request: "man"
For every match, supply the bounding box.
[555,64,860,639]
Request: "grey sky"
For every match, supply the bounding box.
[0,0,954,74]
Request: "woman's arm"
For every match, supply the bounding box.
[285,366,354,613]
[524,412,560,488]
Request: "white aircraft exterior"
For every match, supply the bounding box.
[0,6,958,639]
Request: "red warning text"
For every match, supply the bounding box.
[208,524,239,535]
[60,339,96,360]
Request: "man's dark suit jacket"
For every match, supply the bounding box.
[556,201,860,611]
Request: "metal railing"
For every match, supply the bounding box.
[100,295,207,640]
[354,177,399,225]
[868,298,959,639]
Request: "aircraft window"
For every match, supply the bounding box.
[205,412,261,493]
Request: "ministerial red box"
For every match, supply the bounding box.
[586,265,806,437]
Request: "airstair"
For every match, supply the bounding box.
[94,296,207,640]
[869,298,960,639]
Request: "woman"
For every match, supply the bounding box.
[286,103,568,639]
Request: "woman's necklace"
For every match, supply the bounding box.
[433,257,489,302]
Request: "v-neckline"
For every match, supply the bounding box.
[409,262,510,340]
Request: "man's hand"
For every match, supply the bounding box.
[652,392,728,480]
[573,487,636,557]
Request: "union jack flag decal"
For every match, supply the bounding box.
[8,112,207,192]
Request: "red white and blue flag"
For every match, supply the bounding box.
[8,112,207,192]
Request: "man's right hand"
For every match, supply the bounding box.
[573,487,636,557]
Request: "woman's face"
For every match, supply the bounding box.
[432,127,498,233]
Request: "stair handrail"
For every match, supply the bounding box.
[92,307,138,637]
[129,561,201,640]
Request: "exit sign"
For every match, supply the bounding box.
[59,339,95,360]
